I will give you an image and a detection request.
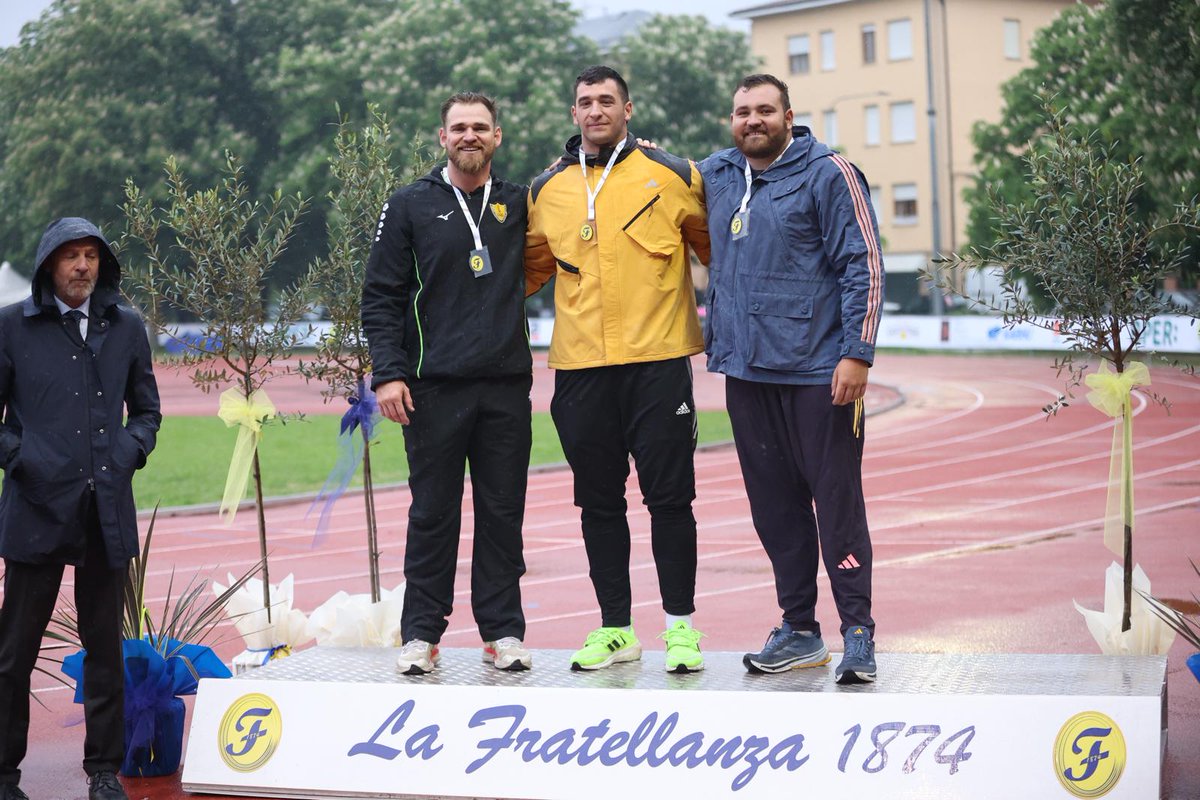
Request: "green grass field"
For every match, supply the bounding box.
[133,411,733,509]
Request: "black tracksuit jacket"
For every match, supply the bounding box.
[362,167,531,387]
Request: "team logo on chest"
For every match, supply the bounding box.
[489,202,508,223]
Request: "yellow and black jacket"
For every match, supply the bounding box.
[526,133,710,369]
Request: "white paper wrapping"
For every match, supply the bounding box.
[1074,562,1177,656]
[305,583,406,647]
[213,573,313,672]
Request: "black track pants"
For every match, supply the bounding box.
[400,375,531,644]
[551,358,698,628]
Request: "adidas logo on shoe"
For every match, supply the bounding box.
[837,554,861,570]
[675,402,691,415]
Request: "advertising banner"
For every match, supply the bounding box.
[184,664,1162,799]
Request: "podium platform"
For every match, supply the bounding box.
[182,647,1167,799]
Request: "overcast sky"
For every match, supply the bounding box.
[0,0,750,48]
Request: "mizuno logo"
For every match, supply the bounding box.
[838,554,861,570]
[675,402,691,416]
[437,211,454,220]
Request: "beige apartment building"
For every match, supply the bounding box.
[732,0,1079,311]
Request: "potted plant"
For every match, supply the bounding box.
[55,508,261,776]
[1142,559,1200,685]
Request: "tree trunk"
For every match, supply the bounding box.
[1121,398,1134,632]
[361,427,381,603]
[253,448,272,624]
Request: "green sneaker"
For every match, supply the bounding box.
[569,626,641,671]
[661,621,705,673]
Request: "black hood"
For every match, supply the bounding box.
[30,217,121,308]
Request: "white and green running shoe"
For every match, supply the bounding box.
[569,626,641,671]
[661,621,705,673]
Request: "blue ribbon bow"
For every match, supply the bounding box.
[308,379,381,546]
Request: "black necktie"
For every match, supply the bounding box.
[63,309,86,345]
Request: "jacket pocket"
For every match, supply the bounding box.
[623,196,679,258]
[110,427,143,479]
[11,430,75,501]
[745,292,814,371]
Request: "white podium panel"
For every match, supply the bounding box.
[182,649,1166,800]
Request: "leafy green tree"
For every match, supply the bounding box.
[0,0,251,269]
[1108,0,1200,272]
[610,14,759,158]
[932,107,1200,634]
[123,154,313,619]
[967,2,1199,286]
[296,108,407,602]
[356,0,597,184]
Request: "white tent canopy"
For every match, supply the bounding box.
[0,262,30,307]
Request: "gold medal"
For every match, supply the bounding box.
[470,254,485,272]
[580,222,594,241]
[730,216,742,235]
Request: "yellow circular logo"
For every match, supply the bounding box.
[730,216,742,235]
[580,223,594,241]
[1053,711,1125,797]
[219,693,282,773]
[470,254,485,272]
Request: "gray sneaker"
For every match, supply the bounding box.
[835,627,877,684]
[743,627,831,674]
[396,639,439,675]
[482,637,532,671]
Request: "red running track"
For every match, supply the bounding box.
[13,352,1200,798]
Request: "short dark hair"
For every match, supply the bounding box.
[735,74,791,113]
[574,65,629,104]
[440,92,498,126]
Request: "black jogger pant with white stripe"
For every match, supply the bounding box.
[726,375,874,639]
[551,357,698,629]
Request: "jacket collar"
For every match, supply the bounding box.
[418,164,504,195]
[563,132,637,168]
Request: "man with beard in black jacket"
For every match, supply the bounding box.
[362,92,532,675]
[0,218,160,800]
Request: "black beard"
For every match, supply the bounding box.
[736,128,789,161]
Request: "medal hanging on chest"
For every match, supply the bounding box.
[731,210,749,240]
[579,140,624,245]
[444,169,494,279]
[469,246,493,277]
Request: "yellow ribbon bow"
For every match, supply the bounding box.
[217,387,277,524]
[1084,361,1150,556]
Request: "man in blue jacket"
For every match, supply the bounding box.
[700,75,884,683]
[0,217,160,799]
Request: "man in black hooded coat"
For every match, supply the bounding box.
[0,217,160,800]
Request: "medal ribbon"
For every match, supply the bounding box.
[443,168,492,249]
[580,138,626,221]
[740,138,793,213]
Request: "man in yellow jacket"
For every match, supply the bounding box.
[526,65,710,673]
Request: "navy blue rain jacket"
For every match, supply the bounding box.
[699,127,884,384]
[0,217,161,568]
